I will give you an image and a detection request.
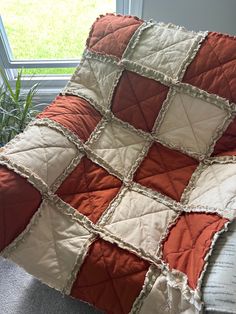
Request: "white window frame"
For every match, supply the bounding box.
[0,0,143,103]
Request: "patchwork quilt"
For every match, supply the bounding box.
[1,13,236,314]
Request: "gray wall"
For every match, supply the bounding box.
[142,0,236,35]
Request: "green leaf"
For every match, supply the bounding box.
[15,69,22,102]
[19,83,38,132]
[0,68,17,102]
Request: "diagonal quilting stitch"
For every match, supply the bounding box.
[138,47,175,77]
[137,36,195,62]
[188,167,236,205]
[183,216,195,247]
[93,143,143,151]
[78,268,146,289]
[86,60,105,101]
[7,145,74,155]
[59,187,120,197]
[136,164,196,190]
[108,21,127,56]
[83,59,118,104]
[138,88,168,105]
[207,40,234,101]
[81,159,97,217]
[125,72,150,131]
[184,58,235,82]
[158,112,226,137]
[90,22,140,52]
[91,19,112,45]
[178,94,202,152]
[38,127,49,184]
[136,36,195,77]
[164,217,220,258]
[110,123,126,171]
[108,208,174,225]
[207,165,227,207]
[99,242,125,314]
[157,147,180,200]
[113,87,168,115]
[47,206,64,278]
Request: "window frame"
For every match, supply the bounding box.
[0,0,143,103]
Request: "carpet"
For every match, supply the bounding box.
[0,257,101,314]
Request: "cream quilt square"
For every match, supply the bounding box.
[88,120,147,177]
[1,125,79,187]
[63,57,121,109]
[125,23,204,80]
[187,162,236,212]
[156,92,228,157]
[8,200,91,291]
[103,188,178,256]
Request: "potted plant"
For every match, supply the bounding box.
[0,69,40,147]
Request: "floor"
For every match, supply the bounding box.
[0,257,101,314]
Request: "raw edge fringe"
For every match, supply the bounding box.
[0,155,49,195]
[206,111,233,158]
[196,219,231,292]
[30,118,85,152]
[163,268,203,311]
[127,139,153,181]
[63,234,97,294]
[86,13,143,51]
[129,265,159,314]
[97,185,128,226]
[51,153,84,193]
[178,31,208,81]
[123,21,155,57]
[0,200,46,258]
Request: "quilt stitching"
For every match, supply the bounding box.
[162,213,228,289]
[152,145,181,200]
[184,41,236,102]
[112,70,169,132]
[185,163,236,214]
[123,21,204,80]
[56,156,122,223]
[94,242,126,313]
[70,237,149,313]
[88,18,142,58]
[1,14,236,314]
[63,235,97,294]
[121,72,154,131]
[205,40,234,101]
[178,94,202,153]
[156,91,230,158]
[184,58,236,84]
[133,35,197,79]
[0,149,233,309]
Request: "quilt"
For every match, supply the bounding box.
[1,14,236,314]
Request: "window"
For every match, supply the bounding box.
[0,0,143,103]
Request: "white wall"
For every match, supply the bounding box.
[142,0,236,35]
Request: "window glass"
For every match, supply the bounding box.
[0,0,115,61]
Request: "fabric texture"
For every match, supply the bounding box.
[0,13,236,314]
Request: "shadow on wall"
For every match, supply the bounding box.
[143,0,236,35]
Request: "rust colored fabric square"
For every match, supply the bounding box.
[134,142,199,201]
[38,95,102,142]
[0,166,41,252]
[87,14,143,58]
[56,156,122,223]
[112,70,169,132]
[71,238,150,314]
[183,32,236,103]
